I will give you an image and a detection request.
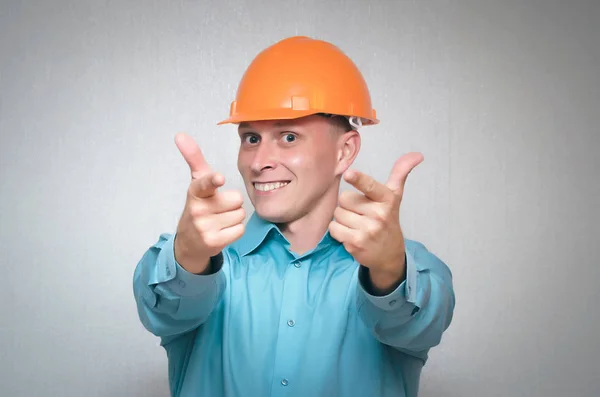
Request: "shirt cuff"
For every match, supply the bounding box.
[358,249,418,311]
[151,233,225,297]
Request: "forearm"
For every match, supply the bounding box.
[133,233,226,339]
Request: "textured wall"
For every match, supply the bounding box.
[1,1,599,396]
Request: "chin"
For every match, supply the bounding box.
[254,207,290,224]
[247,191,289,223]
[252,200,303,224]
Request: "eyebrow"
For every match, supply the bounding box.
[238,120,294,130]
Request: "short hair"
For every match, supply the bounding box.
[316,113,353,133]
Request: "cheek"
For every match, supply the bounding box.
[288,152,308,167]
[287,149,327,173]
[287,148,336,181]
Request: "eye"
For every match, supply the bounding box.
[242,134,260,145]
[282,133,297,143]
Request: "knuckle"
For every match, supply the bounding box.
[188,202,206,217]
[203,234,215,248]
[339,191,351,204]
[197,176,214,192]
[235,225,246,241]
[234,191,244,204]
[347,242,362,255]
[365,222,379,237]
[339,191,356,208]
[203,233,218,248]
[187,184,198,198]
[221,192,243,210]
[194,218,211,234]
[226,191,243,205]
[231,209,244,224]
[328,222,339,238]
[236,224,246,238]
[373,207,387,222]
[344,242,355,254]
[353,232,366,248]
[333,206,343,219]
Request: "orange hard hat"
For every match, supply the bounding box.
[218,36,378,126]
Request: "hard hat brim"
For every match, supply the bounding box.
[217,109,379,126]
[217,109,317,125]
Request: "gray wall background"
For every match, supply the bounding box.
[1,0,599,396]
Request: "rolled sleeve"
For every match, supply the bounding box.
[355,240,455,354]
[357,250,418,311]
[133,233,228,339]
[148,233,225,297]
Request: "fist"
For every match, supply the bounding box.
[173,133,246,274]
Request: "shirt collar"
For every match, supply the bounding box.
[237,212,279,256]
[237,212,341,257]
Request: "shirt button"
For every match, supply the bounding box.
[389,299,397,306]
[294,261,301,268]
[281,379,289,386]
[287,319,295,327]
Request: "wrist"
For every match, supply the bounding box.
[174,234,211,274]
[366,253,407,295]
[368,270,403,295]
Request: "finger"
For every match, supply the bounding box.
[344,170,392,202]
[328,220,355,244]
[194,208,246,233]
[338,191,381,217]
[385,152,424,194]
[208,223,245,247]
[214,207,246,229]
[175,133,212,179]
[333,206,365,230]
[189,172,224,198]
[189,191,244,216]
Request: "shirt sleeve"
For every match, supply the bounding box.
[133,233,227,341]
[356,239,455,360]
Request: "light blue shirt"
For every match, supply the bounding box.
[133,213,455,397]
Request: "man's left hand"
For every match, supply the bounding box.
[328,153,424,294]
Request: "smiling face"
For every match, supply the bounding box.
[237,115,359,225]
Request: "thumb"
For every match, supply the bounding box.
[385,152,424,193]
[175,133,211,179]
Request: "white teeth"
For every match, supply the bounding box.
[254,181,289,192]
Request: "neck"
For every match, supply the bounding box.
[278,186,340,255]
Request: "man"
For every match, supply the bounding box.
[133,36,455,397]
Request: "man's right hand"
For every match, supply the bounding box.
[173,133,246,274]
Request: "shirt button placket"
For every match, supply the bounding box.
[276,259,302,390]
[288,260,300,329]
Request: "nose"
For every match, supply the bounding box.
[250,140,278,173]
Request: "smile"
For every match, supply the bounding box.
[253,181,289,192]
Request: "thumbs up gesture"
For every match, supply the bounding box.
[173,133,246,274]
[328,153,424,293]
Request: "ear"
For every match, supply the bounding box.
[334,130,361,176]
